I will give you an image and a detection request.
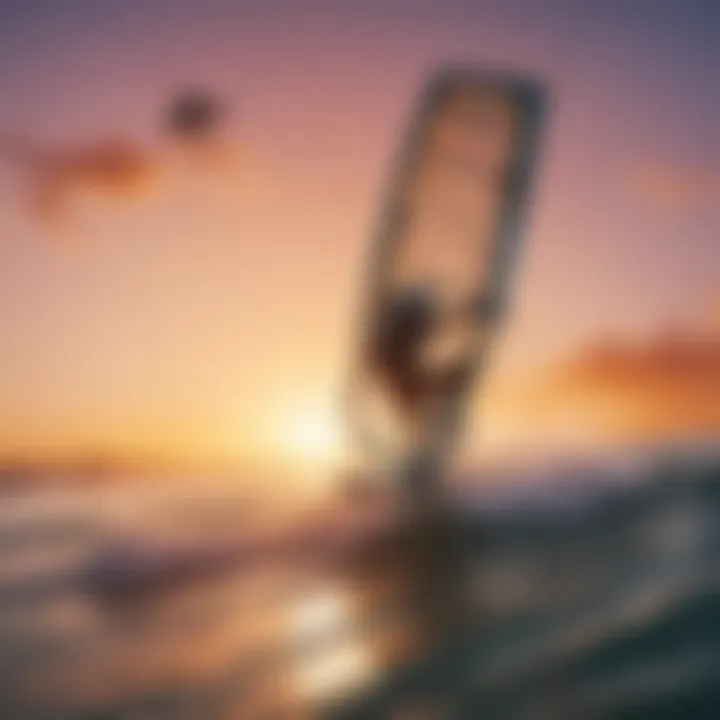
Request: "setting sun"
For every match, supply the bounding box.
[278,403,344,465]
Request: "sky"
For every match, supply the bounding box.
[0,0,717,469]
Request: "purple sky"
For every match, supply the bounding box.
[0,0,717,463]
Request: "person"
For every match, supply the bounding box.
[369,285,478,417]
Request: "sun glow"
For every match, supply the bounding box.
[278,403,344,465]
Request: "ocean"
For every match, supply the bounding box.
[0,450,718,719]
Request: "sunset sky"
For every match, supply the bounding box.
[0,0,717,468]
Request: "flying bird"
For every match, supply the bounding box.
[166,90,225,138]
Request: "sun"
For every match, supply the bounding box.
[279,403,344,464]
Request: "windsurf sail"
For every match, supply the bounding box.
[347,65,547,497]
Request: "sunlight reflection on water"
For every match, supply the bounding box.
[288,585,375,702]
[0,455,718,718]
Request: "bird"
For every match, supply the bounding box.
[165,89,225,139]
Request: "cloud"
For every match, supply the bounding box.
[484,323,720,449]
[0,132,159,223]
[0,128,242,227]
[705,293,720,332]
[627,160,719,212]
[528,329,720,443]
[31,138,159,221]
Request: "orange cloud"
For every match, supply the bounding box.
[0,126,241,226]
[487,327,720,448]
[32,138,158,220]
[0,131,158,222]
[628,160,719,212]
[706,293,720,332]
